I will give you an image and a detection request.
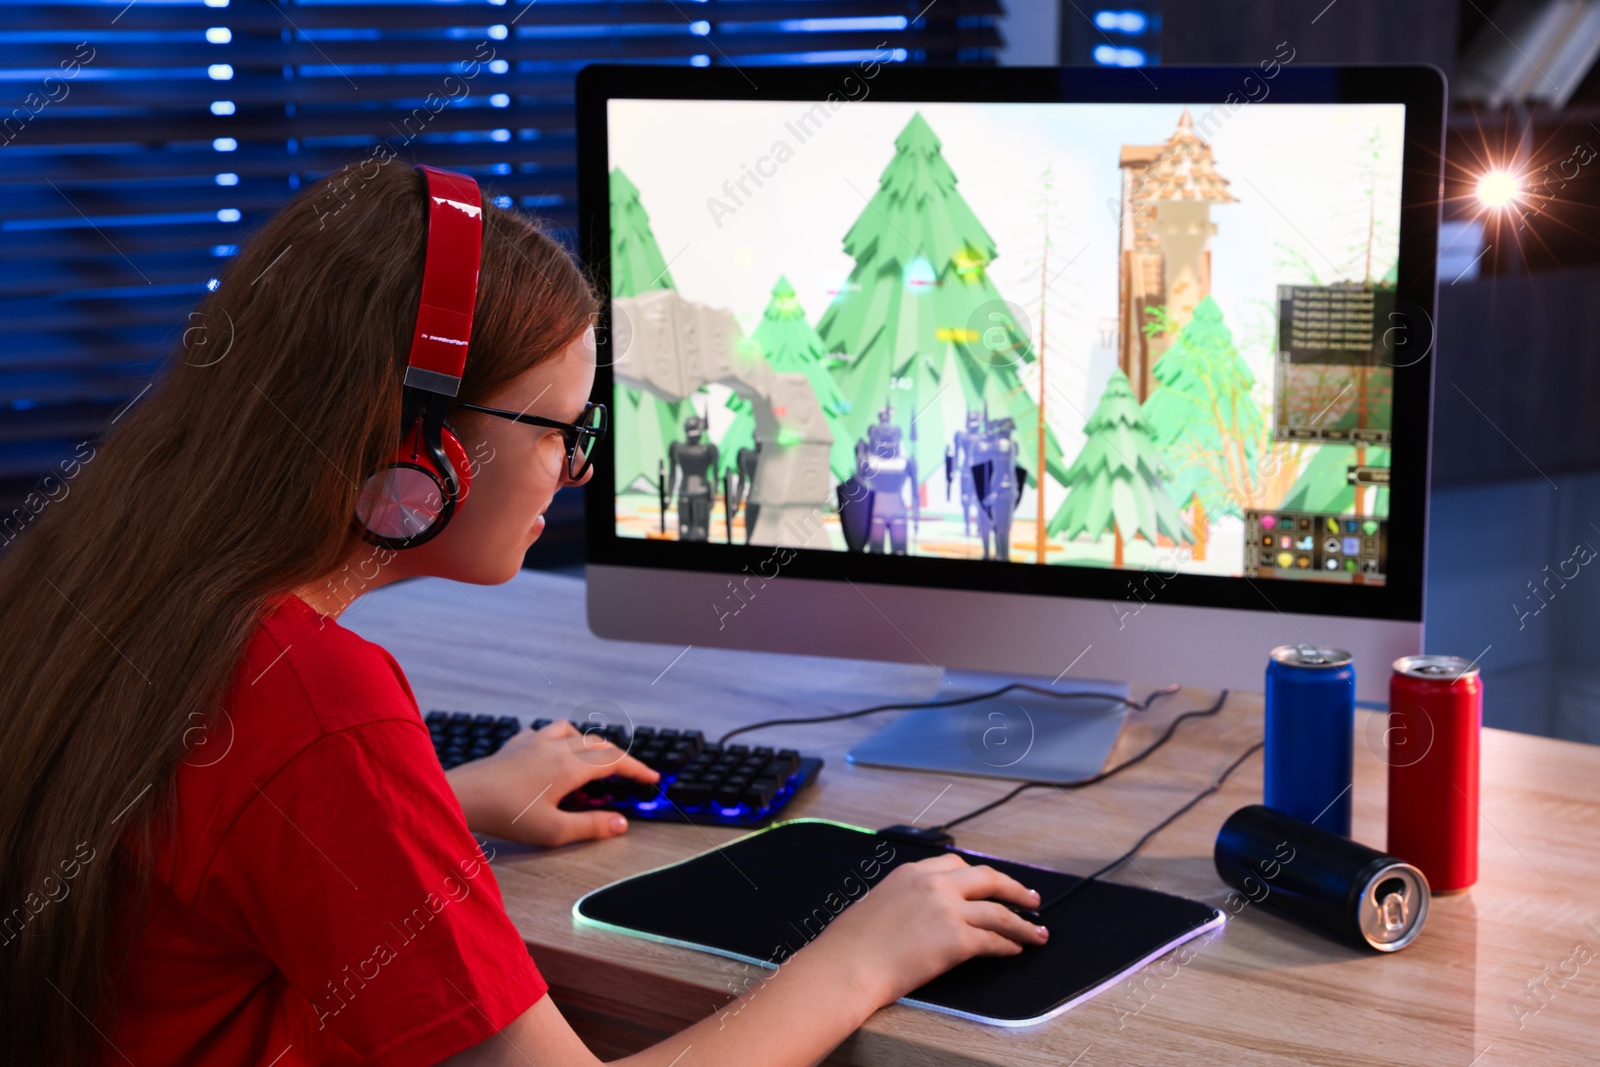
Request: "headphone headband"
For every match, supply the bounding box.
[404,164,483,397]
[353,164,483,550]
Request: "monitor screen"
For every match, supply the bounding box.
[579,65,1440,631]
[606,97,1403,586]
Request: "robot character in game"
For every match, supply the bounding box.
[971,416,1026,562]
[730,442,761,545]
[855,406,919,554]
[946,409,984,536]
[667,415,719,542]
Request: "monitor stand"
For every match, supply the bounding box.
[845,668,1132,784]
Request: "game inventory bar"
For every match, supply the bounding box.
[1244,509,1387,584]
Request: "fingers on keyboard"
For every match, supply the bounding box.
[429,711,818,825]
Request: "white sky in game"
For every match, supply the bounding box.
[609,98,1404,441]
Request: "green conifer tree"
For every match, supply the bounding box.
[1048,369,1193,565]
[1140,296,1265,520]
[1279,443,1391,516]
[720,276,856,482]
[817,112,1068,496]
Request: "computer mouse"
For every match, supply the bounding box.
[990,899,1042,924]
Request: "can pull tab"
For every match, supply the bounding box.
[1360,869,1427,950]
[1379,888,1409,932]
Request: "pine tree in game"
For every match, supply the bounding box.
[817,112,1069,500]
[1140,296,1266,558]
[1279,443,1391,516]
[1048,368,1193,566]
[609,167,697,496]
[720,276,857,483]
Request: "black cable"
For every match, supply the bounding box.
[1045,738,1265,908]
[715,682,1181,747]
[932,688,1231,833]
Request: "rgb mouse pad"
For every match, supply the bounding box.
[573,819,1224,1025]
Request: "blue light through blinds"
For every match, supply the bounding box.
[0,0,1002,512]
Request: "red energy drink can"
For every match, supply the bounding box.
[1385,655,1482,894]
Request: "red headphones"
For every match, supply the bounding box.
[354,165,482,549]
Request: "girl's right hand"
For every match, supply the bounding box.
[808,853,1049,1008]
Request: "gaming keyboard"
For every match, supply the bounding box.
[424,711,824,827]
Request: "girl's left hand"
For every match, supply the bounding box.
[444,719,660,847]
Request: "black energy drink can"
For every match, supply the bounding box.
[1214,804,1429,951]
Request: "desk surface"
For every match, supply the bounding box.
[342,570,1600,1067]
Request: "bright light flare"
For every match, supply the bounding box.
[1476,170,1521,209]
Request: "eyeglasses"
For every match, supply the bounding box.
[455,400,608,481]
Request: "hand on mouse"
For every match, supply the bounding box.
[444,719,660,847]
[806,852,1049,1009]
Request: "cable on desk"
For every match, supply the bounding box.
[931,688,1231,833]
[714,682,1182,747]
[1045,738,1265,908]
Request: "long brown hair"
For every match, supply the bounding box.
[0,161,599,1065]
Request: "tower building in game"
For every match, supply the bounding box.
[1117,110,1236,401]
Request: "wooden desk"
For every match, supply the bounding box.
[342,570,1600,1066]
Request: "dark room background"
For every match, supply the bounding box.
[4,0,1598,741]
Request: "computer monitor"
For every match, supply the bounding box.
[577,62,1443,778]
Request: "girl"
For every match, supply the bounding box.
[0,162,1045,1066]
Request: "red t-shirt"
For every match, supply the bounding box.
[102,594,547,1065]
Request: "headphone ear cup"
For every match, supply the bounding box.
[355,419,464,546]
[355,455,448,545]
[439,421,472,506]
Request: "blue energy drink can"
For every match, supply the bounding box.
[1265,645,1356,836]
